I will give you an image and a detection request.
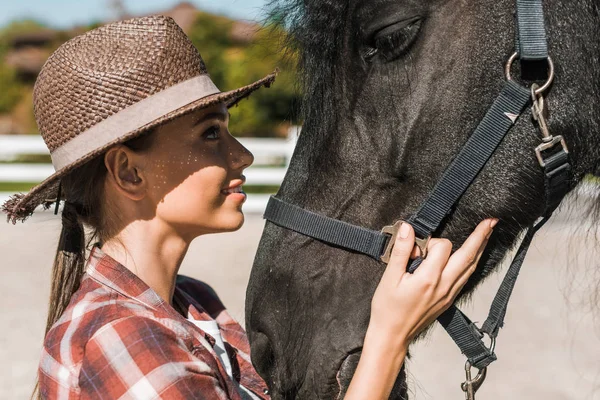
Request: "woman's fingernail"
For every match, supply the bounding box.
[489,218,499,229]
[399,222,411,239]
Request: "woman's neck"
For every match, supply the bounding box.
[101,218,191,305]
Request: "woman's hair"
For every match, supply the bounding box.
[33,130,155,399]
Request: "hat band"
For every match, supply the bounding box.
[50,74,220,171]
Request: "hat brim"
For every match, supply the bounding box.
[2,70,278,223]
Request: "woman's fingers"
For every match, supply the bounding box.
[414,238,453,276]
[448,235,491,297]
[383,218,496,293]
[443,219,497,282]
[383,223,416,285]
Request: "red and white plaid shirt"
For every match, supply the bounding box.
[39,246,269,399]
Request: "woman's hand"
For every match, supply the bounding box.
[345,219,497,400]
[370,219,497,347]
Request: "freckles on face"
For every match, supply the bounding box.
[140,103,252,237]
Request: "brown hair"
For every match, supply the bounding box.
[32,131,155,399]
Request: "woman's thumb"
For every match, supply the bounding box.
[382,222,416,282]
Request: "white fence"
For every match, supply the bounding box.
[0,129,299,214]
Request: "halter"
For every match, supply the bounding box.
[263,1,571,398]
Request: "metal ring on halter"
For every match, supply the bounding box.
[504,52,554,95]
[461,334,495,398]
[485,333,497,354]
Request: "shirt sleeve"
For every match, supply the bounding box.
[79,316,237,400]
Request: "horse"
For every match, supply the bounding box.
[245,0,600,398]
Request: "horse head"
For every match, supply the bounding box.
[246,0,600,398]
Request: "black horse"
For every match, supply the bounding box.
[246,0,600,398]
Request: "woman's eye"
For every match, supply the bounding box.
[367,18,423,62]
[203,126,221,140]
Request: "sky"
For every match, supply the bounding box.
[0,0,272,29]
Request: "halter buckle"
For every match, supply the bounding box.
[381,221,403,263]
[414,235,431,259]
[534,135,569,168]
[380,221,431,263]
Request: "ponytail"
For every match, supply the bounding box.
[33,201,87,399]
[45,201,86,334]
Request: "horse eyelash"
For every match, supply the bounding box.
[374,20,423,61]
[362,47,379,61]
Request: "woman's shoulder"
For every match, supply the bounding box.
[40,302,230,399]
[39,277,208,397]
[41,275,186,374]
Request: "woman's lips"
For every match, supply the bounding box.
[221,185,244,195]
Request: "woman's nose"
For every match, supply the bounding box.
[230,136,254,170]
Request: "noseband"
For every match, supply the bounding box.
[263,1,571,397]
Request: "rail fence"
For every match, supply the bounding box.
[0,128,299,214]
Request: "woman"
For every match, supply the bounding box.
[3,16,496,399]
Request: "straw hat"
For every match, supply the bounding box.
[2,15,277,223]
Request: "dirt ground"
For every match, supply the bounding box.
[1,192,599,399]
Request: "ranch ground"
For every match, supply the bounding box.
[1,189,600,399]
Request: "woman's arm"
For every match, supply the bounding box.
[345,219,496,399]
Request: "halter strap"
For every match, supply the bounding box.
[264,197,389,260]
[516,0,549,60]
[409,81,530,241]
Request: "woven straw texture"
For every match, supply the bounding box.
[2,15,277,223]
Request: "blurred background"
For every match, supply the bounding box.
[1,1,599,399]
[0,0,299,139]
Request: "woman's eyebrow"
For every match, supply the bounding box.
[192,111,230,127]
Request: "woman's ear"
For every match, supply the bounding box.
[104,145,146,201]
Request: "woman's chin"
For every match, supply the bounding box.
[225,215,245,232]
[212,211,245,233]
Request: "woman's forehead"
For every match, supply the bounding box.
[157,103,229,134]
[190,103,229,124]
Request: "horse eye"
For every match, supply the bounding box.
[372,18,423,62]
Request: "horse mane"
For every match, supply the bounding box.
[267,0,348,146]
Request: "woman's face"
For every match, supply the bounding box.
[136,102,254,240]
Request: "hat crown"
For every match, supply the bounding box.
[34,15,207,152]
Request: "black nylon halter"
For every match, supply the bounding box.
[264,0,571,375]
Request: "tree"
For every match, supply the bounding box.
[188,13,300,137]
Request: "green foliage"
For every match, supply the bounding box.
[0,20,48,114]
[0,181,36,192]
[0,65,23,112]
[188,12,234,89]
[188,13,300,137]
[0,19,48,40]
[0,13,301,137]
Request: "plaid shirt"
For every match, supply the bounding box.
[39,246,269,399]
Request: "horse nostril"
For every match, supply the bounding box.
[336,350,363,398]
